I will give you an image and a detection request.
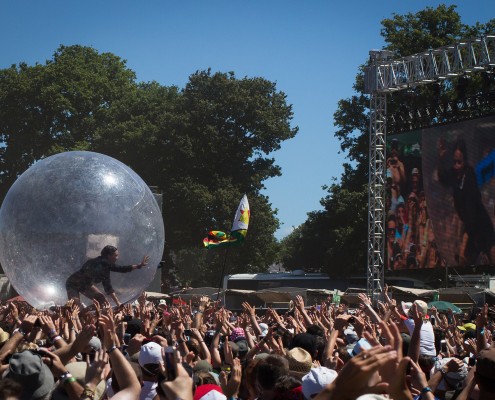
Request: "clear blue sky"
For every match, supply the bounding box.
[1,1,492,239]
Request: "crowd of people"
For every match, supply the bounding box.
[385,137,441,271]
[0,285,493,400]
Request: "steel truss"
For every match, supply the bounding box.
[390,90,495,134]
[364,35,495,302]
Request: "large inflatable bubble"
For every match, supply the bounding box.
[0,151,165,308]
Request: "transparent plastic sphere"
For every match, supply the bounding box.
[0,151,165,308]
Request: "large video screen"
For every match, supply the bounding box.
[385,115,495,270]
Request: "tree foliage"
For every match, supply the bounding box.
[280,5,495,276]
[0,47,297,287]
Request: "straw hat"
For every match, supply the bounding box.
[285,347,312,377]
[0,328,10,344]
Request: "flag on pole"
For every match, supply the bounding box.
[203,194,250,248]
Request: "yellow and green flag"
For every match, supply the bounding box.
[203,194,250,248]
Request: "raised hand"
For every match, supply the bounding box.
[19,314,38,334]
[220,358,242,398]
[190,328,202,341]
[93,299,102,320]
[85,349,110,388]
[242,302,255,316]
[152,334,168,348]
[358,293,371,306]
[387,357,414,400]
[71,324,97,354]
[138,292,147,308]
[463,338,477,355]
[8,302,20,323]
[294,295,305,311]
[315,346,397,400]
[98,315,117,350]
[476,303,488,328]
[410,303,423,326]
[139,255,149,268]
[39,348,67,378]
[159,349,193,400]
[127,333,146,356]
[199,296,209,310]
[39,314,58,338]
[223,339,235,366]
[269,308,283,326]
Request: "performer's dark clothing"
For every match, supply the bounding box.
[66,256,133,295]
[438,160,494,262]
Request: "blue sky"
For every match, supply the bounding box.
[1,1,493,239]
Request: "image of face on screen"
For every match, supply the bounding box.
[422,116,495,268]
[386,116,495,270]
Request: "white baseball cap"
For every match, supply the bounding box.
[138,342,162,366]
[302,366,337,400]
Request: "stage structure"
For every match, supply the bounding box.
[364,35,495,302]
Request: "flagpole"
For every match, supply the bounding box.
[216,247,230,301]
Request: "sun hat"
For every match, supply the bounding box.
[414,300,428,315]
[5,350,54,400]
[401,302,413,315]
[259,323,269,337]
[194,360,213,373]
[457,323,476,332]
[285,347,313,377]
[193,384,225,400]
[88,336,101,351]
[254,352,270,361]
[434,358,468,387]
[302,366,337,400]
[348,338,372,358]
[138,342,163,367]
[344,328,359,344]
[235,339,249,355]
[401,300,428,317]
[51,361,106,400]
[0,327,10,344]
[230,327,246,342]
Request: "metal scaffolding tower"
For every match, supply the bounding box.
[364,35,495,302]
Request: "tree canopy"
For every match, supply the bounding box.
[0,46,298,286]
[280,5,495,277]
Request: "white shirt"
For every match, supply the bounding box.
[403,318,436,356]
[140,380,158,400]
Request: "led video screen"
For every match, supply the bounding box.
[385,115,495,270]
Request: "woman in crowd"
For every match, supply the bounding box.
[438,137,495,266]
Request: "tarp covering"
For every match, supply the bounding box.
[145,291,169,300]
[253,290,298,304]
[152,285,495,311]
[389,286,438,297]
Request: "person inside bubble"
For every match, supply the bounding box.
[66,245,149,307]
[437,137,495,265]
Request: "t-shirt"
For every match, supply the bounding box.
[403,318,436,356]
[140,380,158,400]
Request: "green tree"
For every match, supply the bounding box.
[280,5,495,276]
[0,49,297,287]
[0,45,136,199]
